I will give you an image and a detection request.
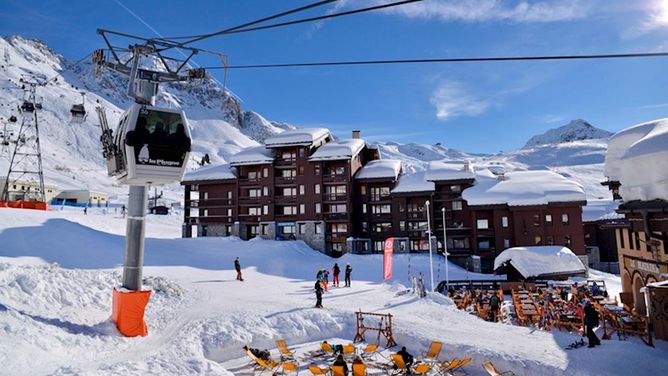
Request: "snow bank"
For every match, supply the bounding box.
[355,159,402,180]
[425,161,474,181]
[182,163,236,182]
[308,139,365,161]
[391,171,434,193]
[264,128,331,147]
[604,118,668,201]
[462,170,586,206]
[494,246,586,278]
[229,146,274,166]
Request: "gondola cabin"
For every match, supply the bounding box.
[113,103,191,186]
[20,101,34,113]
[70,104,86,122]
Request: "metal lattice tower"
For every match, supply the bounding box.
[1,81,46,203]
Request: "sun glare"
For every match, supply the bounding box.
[654,0,668,24]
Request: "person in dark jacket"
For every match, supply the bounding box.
[584,300,601,347]
[489,294,500,322]
[332,354,348,374]
[235,257,244,281]
[315,280,323,308]
[345,263,352,287]
[332,263,341,287]
[396,346,414,368]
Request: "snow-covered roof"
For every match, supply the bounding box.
[494,246,586,279]
[182,164,236,182]
[309,139,365,161]
[462,170,586,207]
[425,161,475,181]
[604,118,668,202]
[355,159,402,180]
[391,171,435,194]
[229,146,275,166]
[264,128,331,148]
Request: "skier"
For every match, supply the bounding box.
[584,299,601,348]
[332,263,340,287]
[314,280,323,308]
[83,207,87,215]
[121,204,127,218]
[345,263,352,287]
[235,257,244,281]
[323,269,330,291]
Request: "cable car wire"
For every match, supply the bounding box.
[177,0,425,42]
[160,0,339,43]
[202,51,668,70]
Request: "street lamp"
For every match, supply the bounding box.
[425,200,435,292]
[441,208,450,293]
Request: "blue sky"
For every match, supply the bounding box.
[2,0,668,153]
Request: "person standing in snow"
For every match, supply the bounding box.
[235,257,244,281]
[396,346,414,368]
[323,269,330,291]
[584,299,601,348]
[345,263,352,287]
[314,280,323,308]
[332,263,340,287]
[489,293,500,322]
[83,207,87,215]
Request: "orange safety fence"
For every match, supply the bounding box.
[112,288,151,337]
[0,200,48,210]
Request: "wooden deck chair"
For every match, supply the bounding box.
[352,362,367,376]
[450,357,472,374]
[424,341,443,360]
[331,365,346,376]
[282,361,299,374]
[276,338,295,359]
[308,364,329,375]
[343,344,356,355]
[411,362,432,375]
[482,361,515,376]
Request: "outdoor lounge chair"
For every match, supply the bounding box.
[282,361,298,374]
[321,342,336,355]
[343,344,356,356]
[437,358,461,375]
[424,341,443,361]
[411,362,432,375]
[360,344,379,360]
[483,360,515,376]
[276,338,295,360]
[390,354,410,375]
[352,362,367,376]
[245,349,281,374]
[331,365,346,376]
[308,364,329,375]
[450,357,472,373]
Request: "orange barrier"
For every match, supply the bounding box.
[0,200,48,210]
[112,288,151,337]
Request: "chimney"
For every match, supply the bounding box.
[352,130,361,139]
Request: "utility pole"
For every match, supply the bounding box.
[425,200,435,293]
[441,208,450,293]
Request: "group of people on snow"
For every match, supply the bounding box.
[314,262,353,308]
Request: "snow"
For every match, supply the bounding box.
[1,206,668,375]
[391,171,434,193]
[463,170,586,206]
[228,146,274,166]
[182,163,236,182]
[524,119,613,148]
[308,139,366,161]
[264,128,331,147]
[581,199,623,222]
[425,161,475,181]
[354,159,402,180]
[494,246,587,278]
[604,118,668,201]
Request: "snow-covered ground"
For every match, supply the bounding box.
[1,207,666,376]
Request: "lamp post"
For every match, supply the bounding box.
[441,207,450,293]
[425,200,435,292]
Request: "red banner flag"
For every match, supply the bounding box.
[383,237,394,281]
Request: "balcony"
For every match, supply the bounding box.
[323,194,347,202]
[326,234,348,243]
[275,176,297,185]
[369,194,391,202]
[475,228,495,237]
[238,196,261,205]
[408,230,428,238]
[238,214,261,222]
[322,175,348,183]
[274,159,296,167]
[188,199,234,208]
[324,212,348,220]
[370,213,392,221]
[407,212,427,220]
[274,195,297,204]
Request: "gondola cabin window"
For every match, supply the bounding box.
[126,109,190,167]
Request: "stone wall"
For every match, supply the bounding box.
[296,221,326,253]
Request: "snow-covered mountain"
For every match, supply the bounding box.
[524,119,613,148]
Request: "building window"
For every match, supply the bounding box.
[371,204,391,214]
[263,168,268,178]
[362,222,368,232]
[315,184,321,194]
[299,203,305,214]
[562,213,569,225]
[362,204,367,214]
[315,165,321,175]
[202,192,209,200]
[227,191,232,199]
[331,242,344,252]
[373,223,392,233]
[299,166,305,176]
[450,185,461,193]
[315,222,322,234]
[299,185,305,195]
[248,207,261,216]
[374,241,384,252]
[281,151,296,161]
[283,206,297,215]
[227,208,233,216]
[328,204,346,213]
[477,219,489,229]
[225,225,232,235]
[250,225,259,236]
[564,235,572,247]
[203,209,209,217]
[546,235,554,245]
[315,203,321,214]
[400,221,406,231]
[299,148,305,158]
[280,224,295,235]
[448,238,470,249]
[533,214,540,226]
[282,187,296,196]
[329,223,348,233]
[618,228,626,249]
[478,240,490,249]
[501,216,509,228]
[545,214,553,224]
[534,236,542,245]
[248,188,261,197]
[262,224,268,235]
[263,205,269,215]
[298,223,306,234]
[370,187,390,201]
[360,185,367,195]
[248,171,258,180]
[503,239,510,248]
[452,201,463,211]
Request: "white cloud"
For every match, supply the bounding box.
[430,81,490,121]
[374,0,591,23]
